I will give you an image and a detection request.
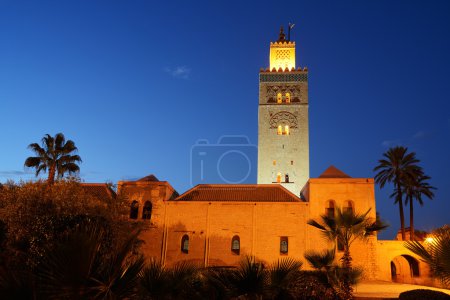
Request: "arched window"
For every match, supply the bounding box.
[285,174,289,183]
[142,201,152,220]
[280,237,288,254]
[277,93,282,104]
[276,172,282,183]
[284,125,290,135]
[277,125,282,135]
[326,200,335,219]
[130,200,139,219]
[231,235,240,255]
[344,200,354,214]
[181,235,189,254]
[285,93,291,103]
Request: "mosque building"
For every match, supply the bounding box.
[116,27,432,285]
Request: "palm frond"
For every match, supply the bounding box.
[304,249,335,270]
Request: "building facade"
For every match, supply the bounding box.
[118,28,431,284]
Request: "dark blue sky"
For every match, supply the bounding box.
[1,0,449,239]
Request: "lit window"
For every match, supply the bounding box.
[273,160,276,166]
[277,125,290,135]
[181,235,189,253]
[326,200,335,219]
[277,93,282,104]
[142,201,152,220]
[285,93,290,103]
[276,172,282,183]
[280,237,288,254]
[130,200,139,219]
[231,235,240,255]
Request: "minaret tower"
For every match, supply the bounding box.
[257,26,309,196]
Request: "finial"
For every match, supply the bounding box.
[277,26,286,42]
[288,22,295,41]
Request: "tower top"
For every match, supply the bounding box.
[269,26,296,71]
[277,26,286,42]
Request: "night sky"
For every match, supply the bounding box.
[1,1,449,239]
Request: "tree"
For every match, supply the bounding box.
[405,225,450,287]
[24,133,82,184]
[398,173,435,240]
[374,146,421,240]
[307,207,387,300]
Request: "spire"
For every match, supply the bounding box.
[277,26,286,42]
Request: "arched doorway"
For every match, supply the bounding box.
[390,255,420,284]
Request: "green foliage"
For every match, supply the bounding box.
[405,226,450,287]
[307,208,386,299]
[266,258,304,300]
[399,289,450,300]
[37,221,144,299]
[24,133,82,184]
[139,260,201,300]
[0,180,135,270]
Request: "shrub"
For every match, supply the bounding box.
[399,289,450,300]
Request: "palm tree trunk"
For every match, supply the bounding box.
[396,181,406,240]
[410,196,415,241]
[48,164,56,185]
[341,246,353,300]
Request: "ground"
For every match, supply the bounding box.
[354,280,450,299]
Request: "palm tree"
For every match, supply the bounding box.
[374,146,421,240]
[307,207,387,299]
[266,258,303,300]
[24,133,82,184]
[405,226,450,287]
[399,173,435,240]
[37,221,144,299]
[139,260,199,300]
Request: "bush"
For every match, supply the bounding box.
[399,289,450,300]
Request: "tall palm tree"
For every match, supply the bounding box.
[308,207,387,299]
[374,146,421,240]
[24,133,82,184]
[399,173,435,240]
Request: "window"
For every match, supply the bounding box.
[181,235,189,253]
[142,201,152,220]
[276,172,282,183]
[276,125,290,135]
[285,93,291,103]
[277,93,282,104]
[285,174,289,183]
[231,235,240,255]
[326,200,335,219]
[273,160,276,166]
[130,200,139,219]
[291,160,294,165]
[344,200,354,214]
[280,237,288,254]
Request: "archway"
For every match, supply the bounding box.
[390,254,420,284]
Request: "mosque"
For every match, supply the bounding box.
[115,27,433,285]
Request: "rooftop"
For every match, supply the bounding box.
[175,184,301,202]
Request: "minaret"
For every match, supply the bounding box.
[257,26,309,196]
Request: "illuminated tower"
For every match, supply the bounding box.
[257,27,309,196]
